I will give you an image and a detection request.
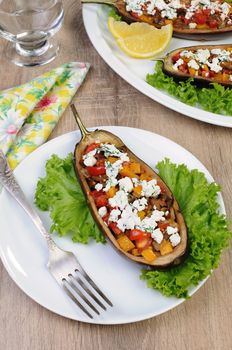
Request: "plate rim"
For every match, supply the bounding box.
[82,4,232,128]
[0,127,225,324]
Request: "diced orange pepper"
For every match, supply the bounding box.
[119,165,138,179]
[196,24,208,29]
[129,162,141,174]
[131,248,140,256]
[140,173,153,181]
[203,64,209,72]
[222,72,229,81]
[189,68,196,76]
[165,19,172,24]
[141,247,157,262]
[133,185,142,197]
[106,186,117,198]
[107,156,118,164]
[117,235,135,252]
[138,210,146,220]
[160,240,173,256]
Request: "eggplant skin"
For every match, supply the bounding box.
[163,44,232,87]
[74,129,188,269]
[115,0,232,35]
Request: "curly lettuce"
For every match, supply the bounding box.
[141,159,231,298]
[35,153,105,244]
[146,62,232,115]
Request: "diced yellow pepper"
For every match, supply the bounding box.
[129,162,141,174]
[117,235,135,252]
[131,248,140,256]
[141,248,157,262]
[133,185,142,197]
[160,239,173,256]
[138,210,146,220]
[189,68,196,76]
[107,186,117,198]
[120,165,138,179]
[108,156,118,164]
[140,173,153,181]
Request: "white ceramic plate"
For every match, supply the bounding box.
[82,4,232,127]
[0,127,225,324]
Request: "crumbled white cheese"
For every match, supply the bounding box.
[230,75,232,81]
[207,57,222,73]
[188,59,200,70]
[132,197,147,211]
[173,58,184,71]
[83,149,97,167]
[98,206,107,218]
[95,183,103,191]
[141,179,161,198]
[189,22,197,29]
[118,177,133,193]
[151,228,163,244]
[117,205,141,232]
[108,190,128,210]
[166,226,178,235]
[211,48,222,55]
[169,232,181,247]
[180,50,194,59]
[109,208,121,222]
[83,156,97,167]
[195,49,210,64]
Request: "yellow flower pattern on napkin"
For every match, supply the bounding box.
[0,62,90,169]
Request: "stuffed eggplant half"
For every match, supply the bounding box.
[162,44,232,86]
[82,0,232,34]
[72,106,188,268]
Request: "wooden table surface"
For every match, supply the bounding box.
[0,1,232,349]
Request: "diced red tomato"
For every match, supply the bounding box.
[202,71,210,78]
[84,143,100,154]
[195,12,207,25]
[96,158,105,167]
[109,222,122,235]
[90,190,104,198]
[157,180,166,193]
[208,19,218,29]
[102,212,110,224]
[209,71,215,78]
[95,195,108,208]
[158,222,169,232]
[183,18,191,25]
[172,52,181,63]
[86,166,106,176]
[129,229,147,241]
[131,11,139,19]
[135,236,152,251]
[202,9,211,16]
[179,64,188,74]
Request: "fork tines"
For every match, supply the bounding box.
[61,268,113,319]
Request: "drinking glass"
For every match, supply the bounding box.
[0,0,64,67]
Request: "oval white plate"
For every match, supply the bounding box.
[0,127,225,324]
[82,4,232,127]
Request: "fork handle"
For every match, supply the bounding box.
[0,151,57,251]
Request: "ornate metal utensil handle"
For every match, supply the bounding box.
[0,150,57,251]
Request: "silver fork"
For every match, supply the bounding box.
[0,150,113,319]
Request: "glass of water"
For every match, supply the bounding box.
[0,0,64,67]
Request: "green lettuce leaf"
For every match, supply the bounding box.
[140,159,231,298]
[35,153,105,244]
[146,62,232,115]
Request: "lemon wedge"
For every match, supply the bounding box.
[108,17,173,59]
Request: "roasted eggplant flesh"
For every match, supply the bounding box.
[163,44,232,86]
[74,129,188,268]
[116,0,232,34]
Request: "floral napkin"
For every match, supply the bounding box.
[0,62,90,169]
